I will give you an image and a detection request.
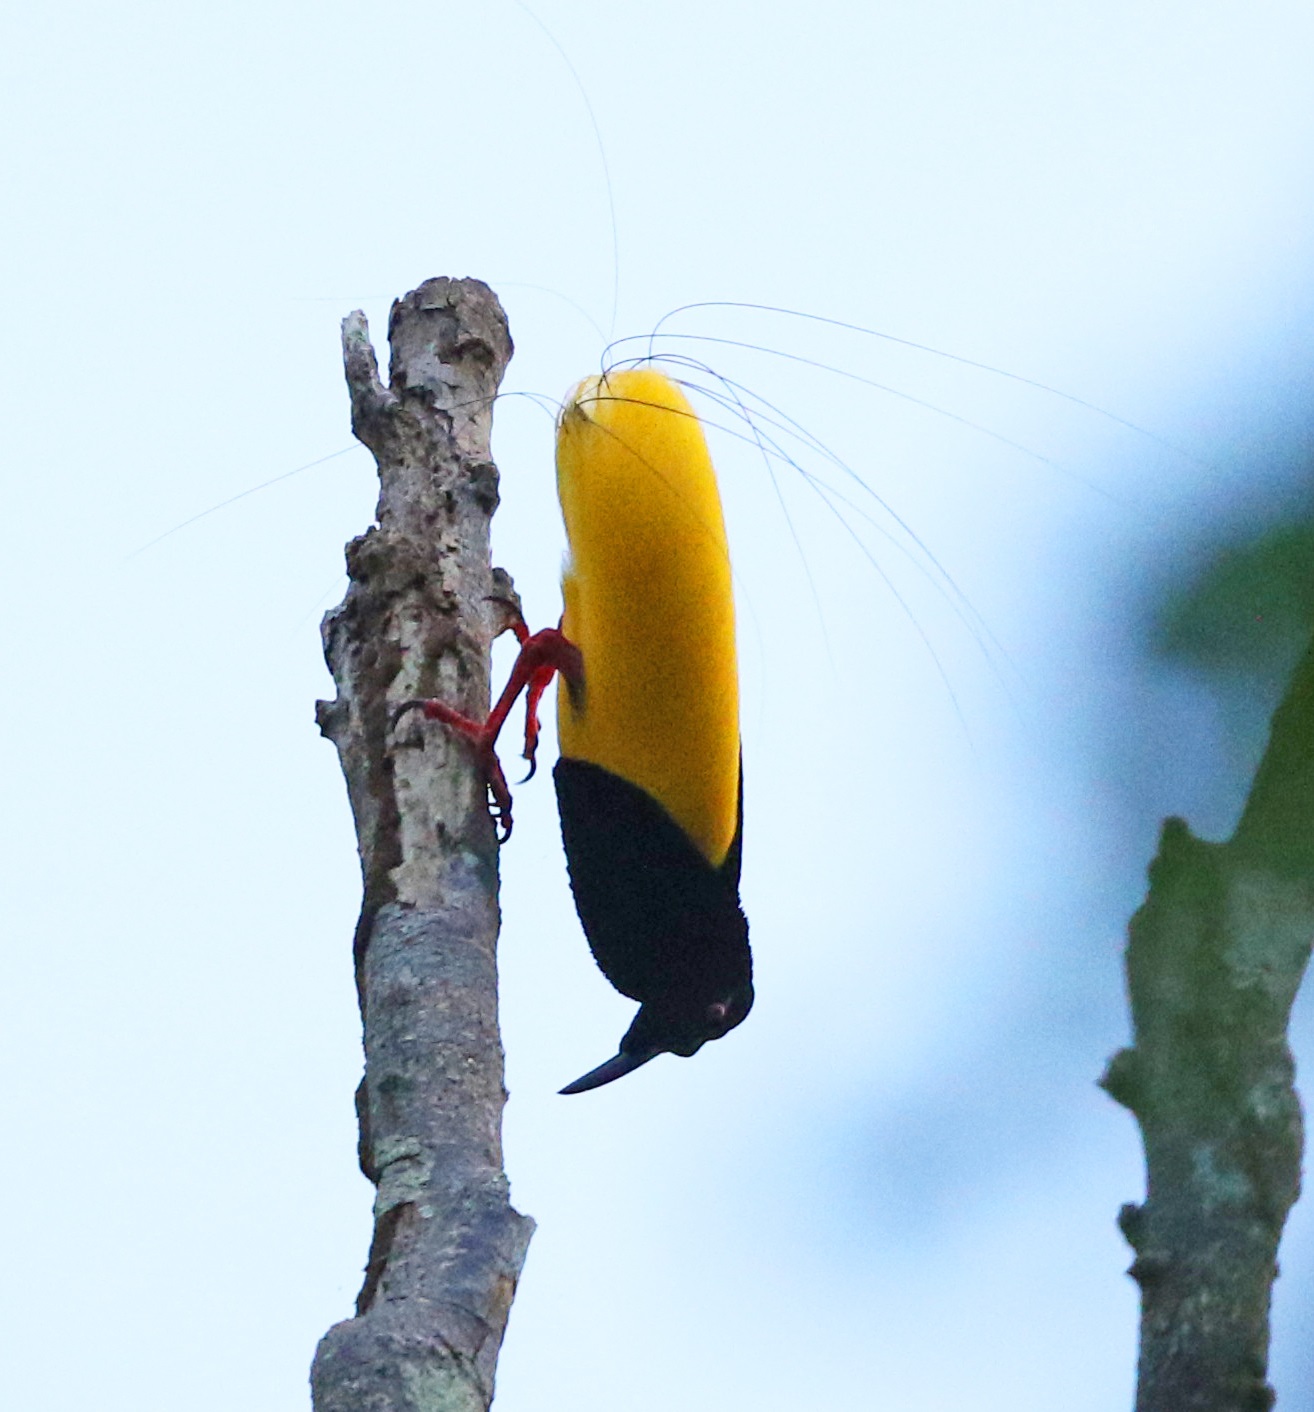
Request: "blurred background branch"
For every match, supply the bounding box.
[1104,569,1314,1410]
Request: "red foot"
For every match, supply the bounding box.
[392,618,582,842]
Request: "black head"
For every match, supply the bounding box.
[559,979,754,1094]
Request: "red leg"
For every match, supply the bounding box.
[520,664,556,779]
[392,622,582,841]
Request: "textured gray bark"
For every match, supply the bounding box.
[311,277,534,1412]
[1102,634,1314,1411]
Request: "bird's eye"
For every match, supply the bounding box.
[706,1001,729,1025]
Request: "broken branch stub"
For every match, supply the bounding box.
[311,277,533,1412]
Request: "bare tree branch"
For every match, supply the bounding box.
[1102,635,1314,1412]
[311,277,533,1412]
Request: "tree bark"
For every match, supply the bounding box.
[1102,634,1314,1411]
[311,277,533,1412]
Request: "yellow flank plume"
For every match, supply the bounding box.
[555,366,740,868]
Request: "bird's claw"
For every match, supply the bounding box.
[391,699,428,731]
[489,798,513,843]
[484,752,515,842]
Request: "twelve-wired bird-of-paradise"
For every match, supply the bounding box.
[395,365,753,1095]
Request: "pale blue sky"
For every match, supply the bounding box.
[3,2,1314,1408]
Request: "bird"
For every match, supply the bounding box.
[394,365,753,1094]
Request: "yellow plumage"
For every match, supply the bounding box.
[555,366,740,868]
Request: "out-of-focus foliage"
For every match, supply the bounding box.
[1151,505,1314,681]
[1138,437,1314,791]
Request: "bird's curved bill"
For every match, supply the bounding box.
[559,1048,660,1095]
